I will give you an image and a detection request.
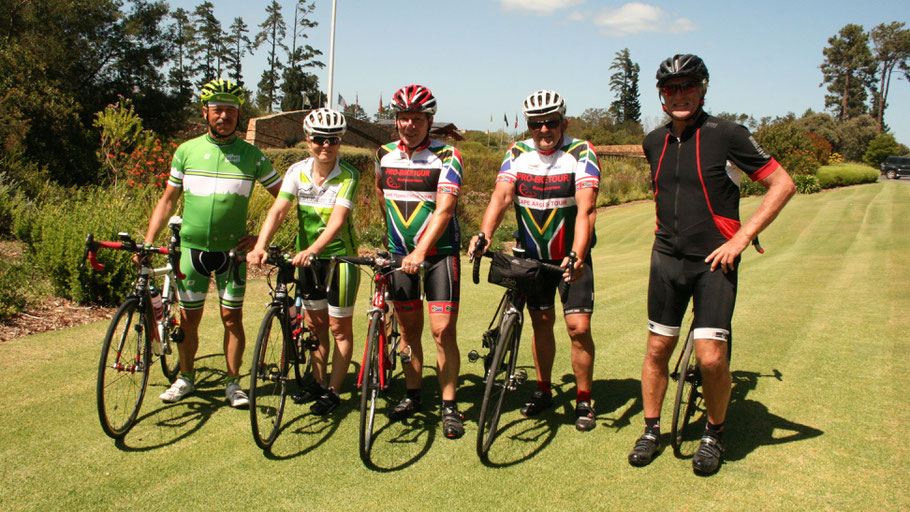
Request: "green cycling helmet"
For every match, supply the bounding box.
[200,78,245,107]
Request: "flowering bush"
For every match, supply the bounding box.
[829,152,843,164]
[93,97,175,188]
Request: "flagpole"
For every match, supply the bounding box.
[326,0,337,108]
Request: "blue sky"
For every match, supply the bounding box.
[170,0,910,145]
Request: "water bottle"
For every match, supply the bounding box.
[150,287,164,322]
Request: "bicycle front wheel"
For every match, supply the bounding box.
[249,306,289,450]
[359,311,382,465]
[476,312,520,461]
[97,297,151,439]
[671,330,703,456]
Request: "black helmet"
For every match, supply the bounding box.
[656,54,709,86]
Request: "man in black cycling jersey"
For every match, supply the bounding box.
[628,55,795,474]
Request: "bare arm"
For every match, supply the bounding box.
[564,187,597,279]
[291,204,353,267]
[144,184,182,245]
[468,180,516,257]
[247,196,295,266]
[706,165,796,272]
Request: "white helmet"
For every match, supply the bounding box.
[303,108,347,137]
[522,89,566,118]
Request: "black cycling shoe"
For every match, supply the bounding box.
[310,390,340,416]
[520,390,553,417]
[692,435,724,475]
[387,397,422,422]
[574,401,596,432]
[292,381,325,404]
[628,432,661,467]
[441,405,465,439]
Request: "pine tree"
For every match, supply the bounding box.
[608,48,641,124]
[821,24,877,122]
[280,1,324,111]
[225,17,253,89]
[869,22,910,132]
[254,1,287,113]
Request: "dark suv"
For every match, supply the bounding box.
[881,156,910,179]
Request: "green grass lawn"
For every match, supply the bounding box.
[2,182,909,510]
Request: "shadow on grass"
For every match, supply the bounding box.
[668,369,824,463]
[724,369,823,462]
[113,356,229,452]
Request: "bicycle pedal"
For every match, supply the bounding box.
[508,369,527,390]
[467,350,481,363]
[398,344,412,364]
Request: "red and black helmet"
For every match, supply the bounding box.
[390,84,437,115]
[656,54,709,87]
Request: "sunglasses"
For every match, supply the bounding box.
[660,81,700,96]
[311,136,341,146]
[528,119,562,130]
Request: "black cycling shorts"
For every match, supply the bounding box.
[296,260,360,318]
[389,253,460,314]
[647,249,737,341]
[526,256,595,316]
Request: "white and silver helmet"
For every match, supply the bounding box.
[522,89,566,118]
[303,108,347,137]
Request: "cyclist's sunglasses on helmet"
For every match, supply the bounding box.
[660,81,700,96]
[528,118,562,131]
[310,136,341,146]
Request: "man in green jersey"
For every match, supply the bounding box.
[143,79,282,408]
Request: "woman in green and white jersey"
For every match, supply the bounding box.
[248,108,360,415]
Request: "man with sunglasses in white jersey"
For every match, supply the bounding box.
[469,89,601,432]
[629,54,795,475]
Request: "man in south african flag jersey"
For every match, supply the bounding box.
[374,84,466,439]
[144,78,282,409]
[469,90,600,432]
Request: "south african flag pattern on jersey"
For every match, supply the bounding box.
[497,136,600,260]
[375,139,463,255]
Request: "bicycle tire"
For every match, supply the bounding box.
[671,329,703,456]
[476,312,520,461]
[359,311,382,464]
[249,306,289,450]
[159,285,180,381]
[96,297,151,439]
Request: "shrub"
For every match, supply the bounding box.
[792,174,821,194]
[94,96,174,188]
[815,163,879,189]
[27,183,158,305]
[805,132,833,165]
[755,122,821,175]
[598,157,651,206]
[837,114,878,162]
[829,152,843,164]
[862,133,902,168]
[740,179,766,197]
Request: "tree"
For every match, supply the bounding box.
[254,1,287,112]
[225,17,253,88]
[167,8,194,100]
[837,114,878,161]
[715,112,759,131]
[375,103,395,122]
[279,2,323,112]
[870,22,910,132]
[821,24,877,122]
[862,133,902,167]
[343,103,369,122]
[191,2,225,85]
[608,48,641,124]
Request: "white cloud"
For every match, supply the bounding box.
[499,0,585,16]
[592,2,696,35]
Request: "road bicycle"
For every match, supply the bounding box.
[669,237,763,456]
[468,234,571,462]
[83,216,184,439]
[331,252,413,466]
[247,246,320,450]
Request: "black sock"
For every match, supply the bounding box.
[442,399,457,409]
[406,388,421,402]
[645,417,661,436]
[705,421,724,440]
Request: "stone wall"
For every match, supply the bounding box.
[245,110,394,151]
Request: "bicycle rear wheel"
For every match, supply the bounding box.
[476,313,520,461]
[671,329,703,456]
[359,311,382,465]
[249,306,289,450]
[97,297,151,439]
[159,286,180,381]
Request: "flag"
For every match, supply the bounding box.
[355,93,359,107]
[514,114,518,129]
[338,93,348,110]
[379,94,383,112]
[503,113,508,126]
